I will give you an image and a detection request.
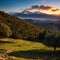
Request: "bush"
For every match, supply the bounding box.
[44,27,60,51]
[0,22,12,37]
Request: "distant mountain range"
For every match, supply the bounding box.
[11,9,60,20]
[9,10,60,29]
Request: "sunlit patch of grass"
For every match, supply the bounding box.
[0,38,60,60]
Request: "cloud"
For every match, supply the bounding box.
[30,5,52,10]
[25,5,60,15]
[40,5,52,10]
[31,5,40,9]
[27,5,60,11]
[42,0,46,2]
[52,9,59,12]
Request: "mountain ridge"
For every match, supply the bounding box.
[12,10,60,20]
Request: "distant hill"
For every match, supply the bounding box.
[23,19,60,29]
[12,10,60,20]
[12,11,60,29]
[0,11,45,39]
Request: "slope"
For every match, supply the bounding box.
[0,11,45,39]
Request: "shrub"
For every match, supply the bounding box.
[0,22,12,37]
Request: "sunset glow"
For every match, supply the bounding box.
[26,5,60,15]
[0,0,60,13]
[40,9,60,15]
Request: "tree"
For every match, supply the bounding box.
[38,30,47,42]
[0,22,12,37]
[44,27,60,51]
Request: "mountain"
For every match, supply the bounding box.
[21,10,44,14]
[12,8,60,20]
[0,11,45,39]
[11,9,60,29]
[21,10,32,14]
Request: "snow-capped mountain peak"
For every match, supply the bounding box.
[21,10,32,14]
[21,10,44,14]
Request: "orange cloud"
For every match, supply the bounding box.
[40,5,52,10]
[31,5,52,10]
[52,9,59,12]
[26,5,60,15]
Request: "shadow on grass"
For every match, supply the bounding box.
[8,50,60,60]
[0,40,13,44]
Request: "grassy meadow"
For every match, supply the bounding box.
[0,38,60,60]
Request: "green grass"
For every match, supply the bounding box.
[0,38,60,60]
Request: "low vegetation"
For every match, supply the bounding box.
[0,38,60,60]
[0,22,12,37]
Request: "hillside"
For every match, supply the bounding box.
[0,11,45,39]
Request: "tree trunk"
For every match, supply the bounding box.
[54,46,56,52]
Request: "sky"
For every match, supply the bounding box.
[0,0,60,14]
